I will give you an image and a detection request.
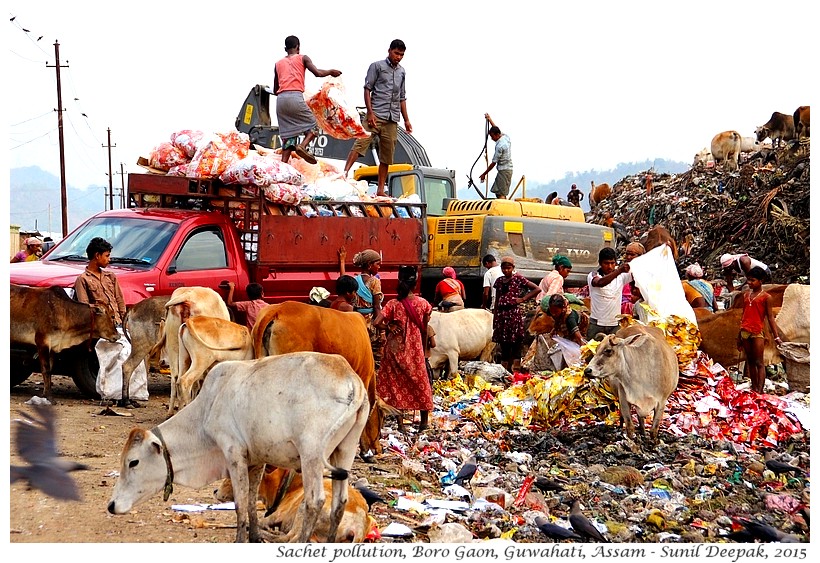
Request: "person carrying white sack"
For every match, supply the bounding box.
[73,237,148,405]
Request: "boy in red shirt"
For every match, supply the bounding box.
[737,266,783,393]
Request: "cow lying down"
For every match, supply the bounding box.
[108,352,370,543]
[214,466,370,542]
[584,324,679,442]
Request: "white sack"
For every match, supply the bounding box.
[95,327,149,401]
[628,244,697,326]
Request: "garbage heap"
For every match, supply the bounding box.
[588,142,810,284]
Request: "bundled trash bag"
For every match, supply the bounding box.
[306,77,370,140]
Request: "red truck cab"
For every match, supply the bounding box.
[12,207,251,305]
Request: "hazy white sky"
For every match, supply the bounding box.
[5,1,816,196]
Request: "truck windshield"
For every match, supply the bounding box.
[47,216,178,267]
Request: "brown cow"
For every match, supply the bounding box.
[794,106,810,140]
[252,301,381,455]
[589,181,611,209]
[151,287,231,413]
[710,130,742,172]
[10,284,120,400]
[643,225,679,261]
[698,284,808,373]
[584,324,679,442]
[755,111,795,148]
[214,467,370,543]
[120,295,171,407]
[696,306,780,368]
[177,316,254,405]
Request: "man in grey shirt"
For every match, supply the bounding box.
[344,39,412,197]
[479,113,513,199]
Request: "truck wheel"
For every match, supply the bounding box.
[65,344,101,399]
[10,360,34,388]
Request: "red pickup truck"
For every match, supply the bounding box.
[10,172,429,397]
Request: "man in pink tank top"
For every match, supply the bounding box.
[273,35,341,164]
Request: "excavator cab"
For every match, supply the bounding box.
[354,165,455,217]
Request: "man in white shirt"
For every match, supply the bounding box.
[482,254,503,311]
[587,247,632,339]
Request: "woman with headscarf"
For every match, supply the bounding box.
[620,242,645,315]
[543,293,588,346]
[339,247,384,318]
[340,247,385,355]
[11,237,43,263]
[373,265,434,432]
[434,266,466,312]
[683,263,718,311]
[492,256,541,371]
[536,254,572,301]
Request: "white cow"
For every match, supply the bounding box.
[151,287,230,413]
[428,308,495,377]
[177,316,253,406]
[107,352,370,543]
[740,136,761,153]
[584,324,679,442]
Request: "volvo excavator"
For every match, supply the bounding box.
[236,85,613,306]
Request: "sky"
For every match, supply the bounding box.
[6,1,815,198]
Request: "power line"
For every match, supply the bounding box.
[10,128,55,150]
[10,111,53,127]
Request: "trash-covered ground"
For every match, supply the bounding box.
[352,322,810,544]
[588,141,810,284]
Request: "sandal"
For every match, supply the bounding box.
[294,145,317,164]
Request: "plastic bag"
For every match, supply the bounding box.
[306,77,370,140]
[170,129,205,158]
[148,142,188,170]
[262,183,303,205]
[185,131,250,178]
[95,328,148,401]
[629,245,697,325]
[219,154,303,186]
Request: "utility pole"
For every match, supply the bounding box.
[103,128,116,211]
[116,162,127,208]
[47,41,69,236]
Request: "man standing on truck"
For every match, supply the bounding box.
[73,237,148,405]
[479,113,513,199]
[343,39,412,197]
[274,35,341,165]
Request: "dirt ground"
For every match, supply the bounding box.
[9,372,242,544]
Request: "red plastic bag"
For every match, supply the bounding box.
[306,78,370,140]
[148,142,188,171]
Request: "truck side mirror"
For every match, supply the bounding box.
[166,260,177,275]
